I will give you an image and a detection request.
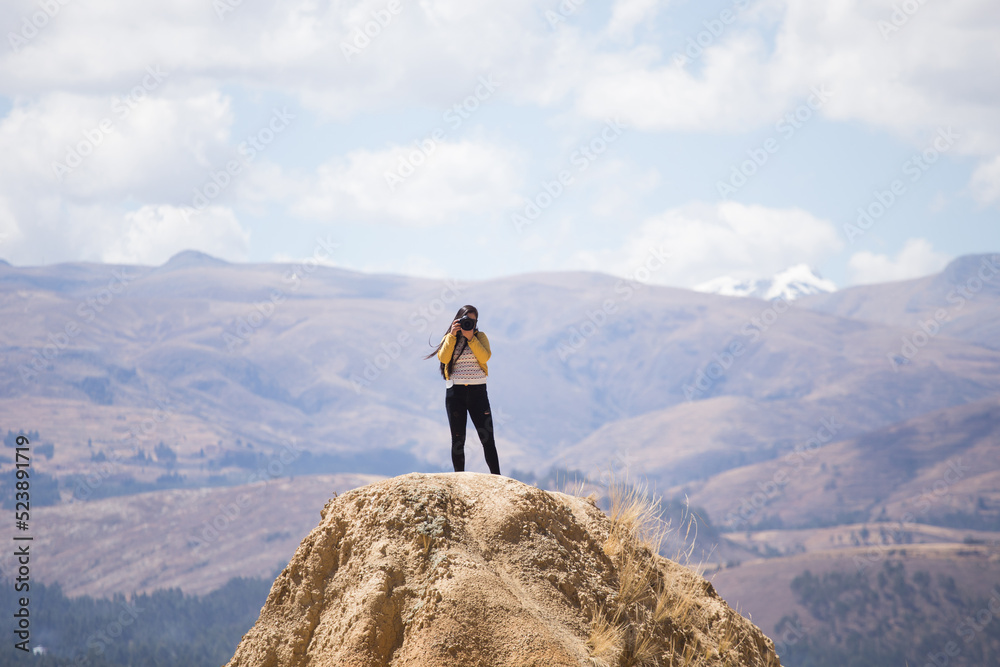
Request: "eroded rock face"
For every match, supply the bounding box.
[226,473,781,667]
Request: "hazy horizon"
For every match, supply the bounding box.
[5,247,999,292]
[2,1,998,291]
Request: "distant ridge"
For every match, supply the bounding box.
[694,264,836,301]
[932,253,1000,296]
[156,249,230,271]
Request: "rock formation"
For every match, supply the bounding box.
[225,473,781,666]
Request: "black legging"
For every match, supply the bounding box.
[445,383,500,475]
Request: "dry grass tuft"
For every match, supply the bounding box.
[588,476,675,667]
[560,475,590,498]
[717,609,744,658]
[617,545,657,608]
[653,575,698,630]
[582,475,780,667]
[681,639,700,666]
[605,477,668,555]
[623,625,662,667]
[588,605,624,666]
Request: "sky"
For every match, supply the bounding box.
[1,0,998,290]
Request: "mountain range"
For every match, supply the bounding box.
[2,250,999,649]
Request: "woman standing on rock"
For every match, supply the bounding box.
[424,305,501,475]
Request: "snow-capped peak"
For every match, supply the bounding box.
[694,264,836,301]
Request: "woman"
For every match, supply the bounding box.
[424,305,501,475]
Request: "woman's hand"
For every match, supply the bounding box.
[451,319,475,339]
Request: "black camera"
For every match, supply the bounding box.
[459,315,476,331]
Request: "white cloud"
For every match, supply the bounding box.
[0,86,245,264]
[575,201,843,287]
[584,159,661,219]
[847,237,952,285]
[575,32,783,132]
[970,155,1000,205]
[102,204,250,265]
[572,0,1000,154]
[355,253,452,279]
[0,0,584,119]
[0,89,233,197]
[3,0,999,155]
[293,139,524,225]
[233,160,307,217]
[769,0,1000,150]
[0,0,996,271]
[57,91,235,203]
[606,0,662,42]
[269,249,339,268]
[0,195,23,253]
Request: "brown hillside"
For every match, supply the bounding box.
[678,396,1000,532]
[24,473,382,597]
[225,473,781,667]
[710,543,1000,645]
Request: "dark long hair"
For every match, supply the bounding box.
[424,305,479,379]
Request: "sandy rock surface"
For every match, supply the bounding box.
[226,473,781,667]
